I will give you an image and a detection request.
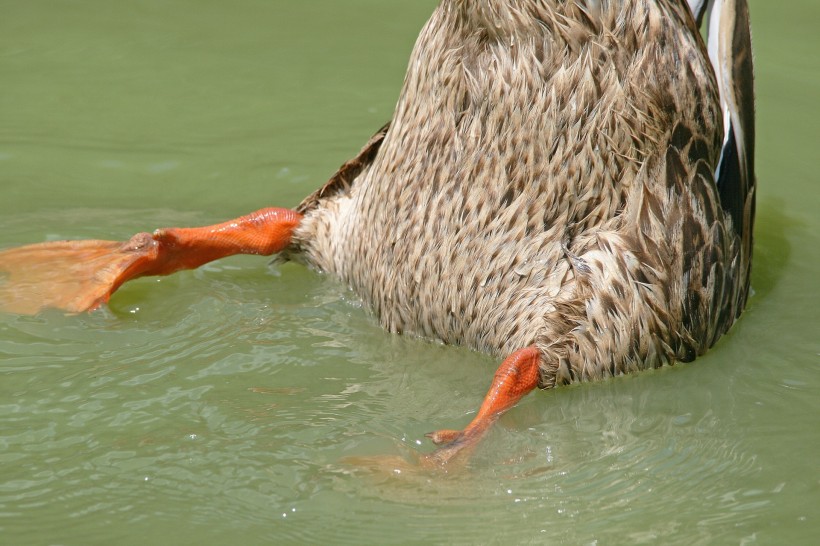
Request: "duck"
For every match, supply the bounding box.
[0,0,755,467]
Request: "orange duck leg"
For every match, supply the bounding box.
[0,207,302,314]
[344,347,541,472]
[421,346,541,468]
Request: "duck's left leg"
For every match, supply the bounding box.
[0,208,302,314]
[422,346,541,467]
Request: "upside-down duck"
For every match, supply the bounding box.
[0,0,755,466]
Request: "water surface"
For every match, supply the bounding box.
[1,1,818,544]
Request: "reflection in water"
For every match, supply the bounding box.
[750,198,796,301]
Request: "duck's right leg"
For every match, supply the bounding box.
[421,346,542,467]
[0,207,302,314]
[341,346,542,473]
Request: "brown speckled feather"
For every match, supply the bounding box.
[288,0,755,389]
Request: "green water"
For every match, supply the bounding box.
[1,0,817,543]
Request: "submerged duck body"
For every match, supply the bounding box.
[290,0,755,388]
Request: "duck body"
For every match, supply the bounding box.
[0,0,756,465]
[289,0,755,388]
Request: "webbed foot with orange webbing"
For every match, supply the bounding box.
[0,207,302,314]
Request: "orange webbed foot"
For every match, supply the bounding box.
[424,429,463,446]
[0,207,302,314]
[0,236,157,314]
[344,348,541,474]
[421,346,542,467]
